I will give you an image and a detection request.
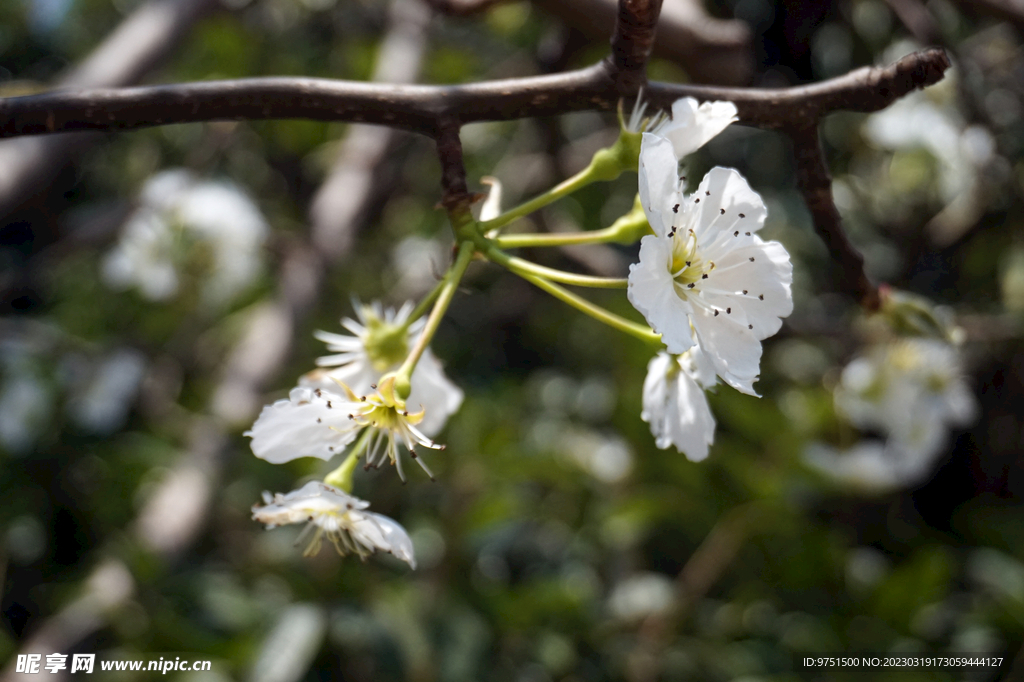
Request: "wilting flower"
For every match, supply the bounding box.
[641,348,716,461]
[628,135,793,394]
[246,377,443,481]
[629,96,738,161]
[102,169,268,306]
[834,338,977,458]
[301,301,462,438]
[252,481,416,567]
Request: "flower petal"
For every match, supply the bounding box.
[659,98,738,159]
[627,235,697,354]
[639,134,682,238]
[245,387,358,463]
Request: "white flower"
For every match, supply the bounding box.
[636,97,738,161]
[300,301,462,438]
[641,349,716,461]
[252,481,416,567]
[102,169,268,307]
[804,441,941,493]
[628,135,793,394]
[835,338,976,458]
[246,377,443,481]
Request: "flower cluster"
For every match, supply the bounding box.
[807,338,976,492]
[627,99,794,460]
[247,302,464,568]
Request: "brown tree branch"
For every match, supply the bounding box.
[606,0,664,91]
[0,49,950,138]
[789,124,879,309]
[534,0,753,85]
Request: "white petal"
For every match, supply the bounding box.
[658,98,738,159]
[408,349,464,437]
[479,177,503,222]
[245,388,359,463]
[689,167,767,243]
[348,511,417,569]
[639,134,682,238]
[642,352,715,461]
[700,238,793,340]
[627,236,697,354]
[690,305,762,395]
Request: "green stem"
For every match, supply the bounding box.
[323,430,372,492]
[407,275,447,325]
[494,226,623,249]
[519,271,661,344]
[394,240,475,399]
[493,248,626,289]
[478,168,593,233]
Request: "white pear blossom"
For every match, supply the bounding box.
[630,96,738,161]
[834,338,977,457]
[252,481,416,567]
[300,301,462,438]
[804,441,941,493]
[102,169,268,307]
[641,348,716,461]
[246,377,443,481]
[628,135,794,394]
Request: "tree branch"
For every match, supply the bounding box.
[606,0,664,91]
[0,49,950,137]
[789,124,879,309]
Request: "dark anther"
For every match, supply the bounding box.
[749,257,755,262]
[685,261,691,266]
[714,310,720,316]
[317,418,322,423]
[695,198,700,203]
[758,294,764,300]
[739,213,745,218]
[720,208,726,215]
[745,232,751,236]
[327,401,332,408]
[726,308,731,314]
[748,324,753,329]
[370,383,377,389]
[734,231,739,236]
[687,283,696,288]
[705,190,710,196]
[702,274,708,279]
[673,204,679,213]
[743,290,748,294]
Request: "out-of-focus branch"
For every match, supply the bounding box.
[0,0,220,220]
[0,49,950,137]
[949,0,1024,36]
[309,0,431,260]
[884,0,944,45]
[533,0,753,85]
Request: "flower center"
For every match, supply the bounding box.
[362,316,409,372]
[668,230,707,297]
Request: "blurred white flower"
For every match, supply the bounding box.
[0,373,51,455]
[252,481,416,567]
[390,235,446,298]
[629,136,794,394]
[607,572,676,622]
[246,377,443,481]
[641,349,716,461]
[862,71,995,244]
[835,338,977,458]
[804,441,938,493]
[102,169,269,307]
[300,300,462,437]
[67,348,146,434]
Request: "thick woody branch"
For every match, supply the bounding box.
[606,0,663,91]
[789,125,879,309]
[0,49,950,138]
[436,120,471,209]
